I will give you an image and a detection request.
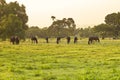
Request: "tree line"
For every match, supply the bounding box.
[0,0,120,40]
[26,12,120,39]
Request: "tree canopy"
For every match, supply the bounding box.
[48,17,76,37]
[93,12,120,38]
[0,0,28,40]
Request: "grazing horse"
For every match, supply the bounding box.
[88,36,100,44]
[10,36,20,45]
[31,36,38,44]
[66,36,71,44]
[74,37,78,44]
[56,37,61,44]
[15,36,20,44]
[45,37,49,43]
[10,36,15,44]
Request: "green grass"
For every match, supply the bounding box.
[0,39,120,80]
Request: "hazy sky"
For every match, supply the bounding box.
[6,0,120,28]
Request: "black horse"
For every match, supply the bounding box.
[56,37,61,44]
[66,36,71,44]
[45,37,49,43]
[74,37,78,44]
[31,36,38,44]
[15,36,20,44]
[10,36,20,45]
[88,36,100,44]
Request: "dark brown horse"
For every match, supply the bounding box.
[56,37,61,44]
[66,36,71,44]
[31,36,38,44]
[88,36,100,44]
[45,37,49,43]
[74,37,78,44]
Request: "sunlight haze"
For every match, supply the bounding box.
[6,0,120,28]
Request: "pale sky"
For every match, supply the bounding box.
[6,0,120,28]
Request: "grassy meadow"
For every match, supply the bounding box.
[0,38,120,80]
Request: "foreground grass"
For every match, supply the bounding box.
[0,39,120,80]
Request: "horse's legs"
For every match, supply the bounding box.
[88,40,92,44]
[91,40,93,44]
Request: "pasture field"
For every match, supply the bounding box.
[0,39,120,80]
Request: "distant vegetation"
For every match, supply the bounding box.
[26,12,120,40]
[1,0,120,40]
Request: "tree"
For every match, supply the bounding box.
[39,27,49,38]
[79,27,95,38]
[105,12,120,38]
[0,0,6,20]
[0,1,28,40]
[0,14,23,40]
[93,24,113,38]
[66,18,76,35]
[51,16,56,21]
[0,0,6,5]
[48,17,76,37]
[5,1,28,30]
[26,26,40,38]
[105,12,120,25]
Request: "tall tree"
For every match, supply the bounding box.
[105,12,120,37]
[48,17,76,37]
[0,14,23,40]
[26,27,50,38]
[105,12,120,25]
[5,1,28,29]
[0,1,28,40]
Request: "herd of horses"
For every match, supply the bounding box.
[10,36,100,45]
[56,36,78,44]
